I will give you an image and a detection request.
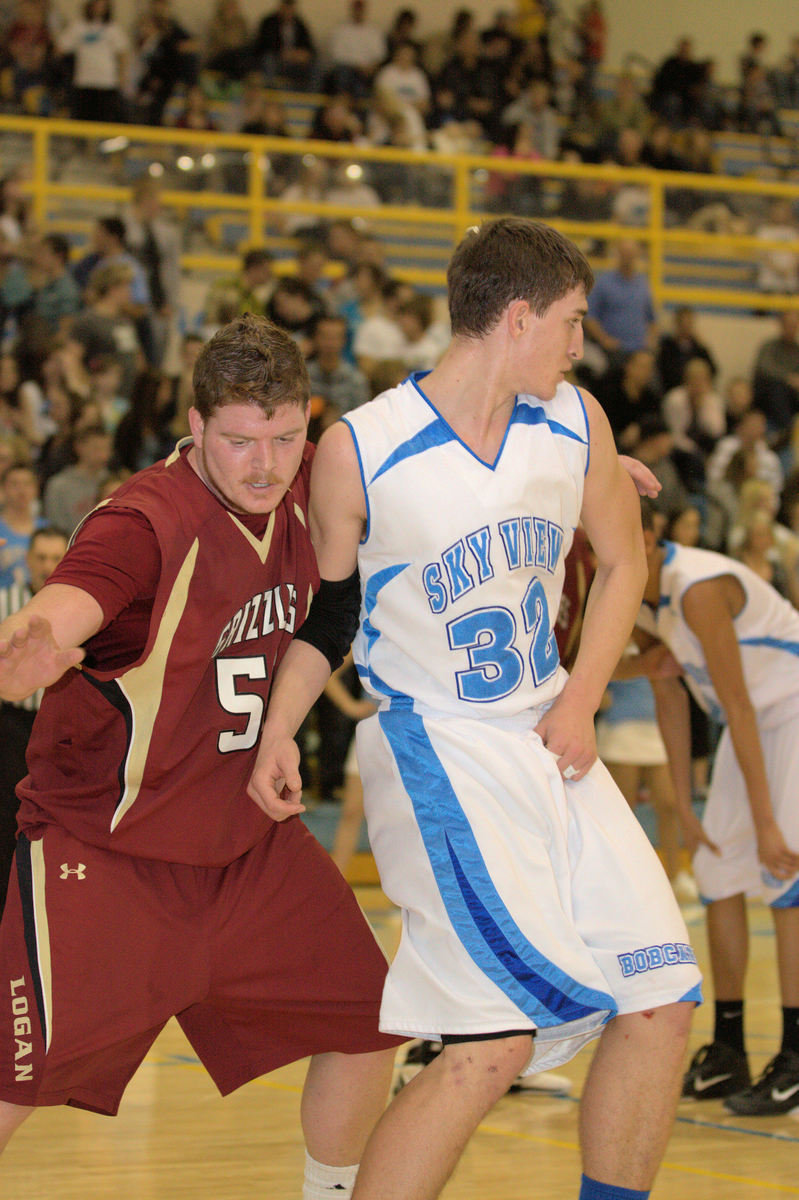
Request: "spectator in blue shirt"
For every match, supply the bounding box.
[73,217,150,311]
[584,238,657,363]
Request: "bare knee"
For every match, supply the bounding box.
[439,1033,533,1102]
[0,1102,34,1153]
[614,1001,695,1042]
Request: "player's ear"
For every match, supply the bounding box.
[187,407,205,444]
[507,298,530,338]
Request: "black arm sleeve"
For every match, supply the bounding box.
[294,569,360,672]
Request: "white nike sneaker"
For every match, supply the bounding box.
[508,1070,571,1095]
[672,869,699,905]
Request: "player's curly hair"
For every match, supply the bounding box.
[192,314,310,419]
[446,217,594,338]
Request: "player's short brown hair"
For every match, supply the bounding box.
[446,217,594,338]
[192,314,310,420]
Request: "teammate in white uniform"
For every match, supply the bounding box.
[630,504,799,1115]
[251,218,701,1200]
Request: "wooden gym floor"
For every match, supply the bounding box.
[4,888,798,1198]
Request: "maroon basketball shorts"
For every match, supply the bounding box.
[0,818,402,1114]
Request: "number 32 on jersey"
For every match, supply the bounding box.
[446,577,558,702]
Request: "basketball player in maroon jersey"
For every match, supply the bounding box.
[0,316,401,1199]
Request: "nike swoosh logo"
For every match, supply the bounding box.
[693,1073,733,1092]
[772,1083,799,1102]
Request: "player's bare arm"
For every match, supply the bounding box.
[682,576,799,879]
[650,673,719,855]
[248,422,367,820]
[308,420,368,580]
[0,582,103,703]
[535,391,647,779]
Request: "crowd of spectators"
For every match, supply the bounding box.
[1,3,799,608]
[573,242,799,611]
[0,172,455,585]
[2,1,799,153]
[2,3,799,276]
[1,184,799,617]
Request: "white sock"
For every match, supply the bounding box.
[302,1151,359,1200]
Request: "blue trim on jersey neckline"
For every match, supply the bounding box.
[403,371,586,474]
[378,707,617,1028]
[369,417,457,484]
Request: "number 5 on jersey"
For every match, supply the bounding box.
[215,656,268,752]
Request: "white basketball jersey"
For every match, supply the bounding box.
[344,372,589,718]
[636,541,799,724]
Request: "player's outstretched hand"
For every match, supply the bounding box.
[534,696,596,783]
[0,614,84,703]
[247,736,306,821]
[757,820,799,881]
[618,455,662,498]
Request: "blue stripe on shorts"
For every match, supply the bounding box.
[379,708,617,1028]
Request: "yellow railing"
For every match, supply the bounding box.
[3,112,799,312]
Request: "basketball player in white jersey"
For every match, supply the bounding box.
[251,219,701,1200]
[626,504,799,1116]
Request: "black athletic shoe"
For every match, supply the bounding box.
[723,1049,799,1116]
[682,1041,751,1100]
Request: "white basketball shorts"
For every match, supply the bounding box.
[356,705,702,1074]
[694,709,799,907]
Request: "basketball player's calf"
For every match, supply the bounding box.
[0,1101,33,1153]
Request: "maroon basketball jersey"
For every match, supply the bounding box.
[17,442,319,865]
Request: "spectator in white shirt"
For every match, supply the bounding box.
[353,276,412,386]
[58,0,129,122]
[706,407,784,498]
[325,0,386,98]
[397,293,449,371]
[662,356,726,456]
[755,197,799,294]
[373,39,430,119]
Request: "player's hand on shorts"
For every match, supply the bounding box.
[678,805,719,857]
[618,455,662,499]
[247,736,306,821]
[534,699,596,782]
[0,614,85,702]
[756,820,799,881]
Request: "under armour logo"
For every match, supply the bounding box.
[59,863,86,880]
